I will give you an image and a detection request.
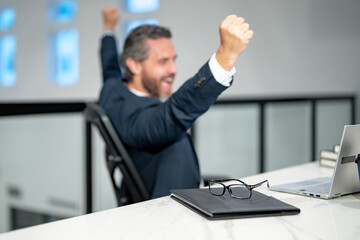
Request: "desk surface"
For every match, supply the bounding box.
[0,162,359,240]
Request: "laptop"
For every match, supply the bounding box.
[269,125,360,199]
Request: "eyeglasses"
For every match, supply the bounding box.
[208,179,270,199]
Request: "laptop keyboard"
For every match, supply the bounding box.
[298,182,331,194]
[275,177,331,194]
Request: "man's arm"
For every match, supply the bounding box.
[100,6,122,82]
[119,62,227,150]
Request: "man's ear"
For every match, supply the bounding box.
[126,58,142,76]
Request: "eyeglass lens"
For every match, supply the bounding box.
[209,182,225,195]
[228,185,251,198]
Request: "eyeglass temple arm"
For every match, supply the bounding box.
[210,179,270,188]
[250,180,269,188]
[210,178,241,182]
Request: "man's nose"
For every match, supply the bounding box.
[169,61,178,75]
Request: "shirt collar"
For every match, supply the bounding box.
[128,87,167,102]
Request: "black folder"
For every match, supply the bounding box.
[170,188,300,220]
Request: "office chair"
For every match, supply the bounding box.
[84,102,150,206]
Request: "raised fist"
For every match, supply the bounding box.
[102,6,120,31]
[216,15,254,71]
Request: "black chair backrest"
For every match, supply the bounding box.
[84,102,150,206]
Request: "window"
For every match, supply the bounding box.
[127,18,159,33]
[0,8,16,87]
[0,8,15,31]
[127,0,159,13]
[48,0,79,86]
[54,29,79,85]
[124,0,160,35]
[0,35,16,87]
[48,0,77,23]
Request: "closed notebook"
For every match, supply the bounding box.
[170,188,300,220]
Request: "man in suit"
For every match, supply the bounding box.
[99,6,253,200]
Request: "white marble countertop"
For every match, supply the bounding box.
[1,162,359,240]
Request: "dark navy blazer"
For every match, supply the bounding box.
[99,36,229,198]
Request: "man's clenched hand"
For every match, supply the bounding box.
[102,6,120,31]
[215,15,254,71]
